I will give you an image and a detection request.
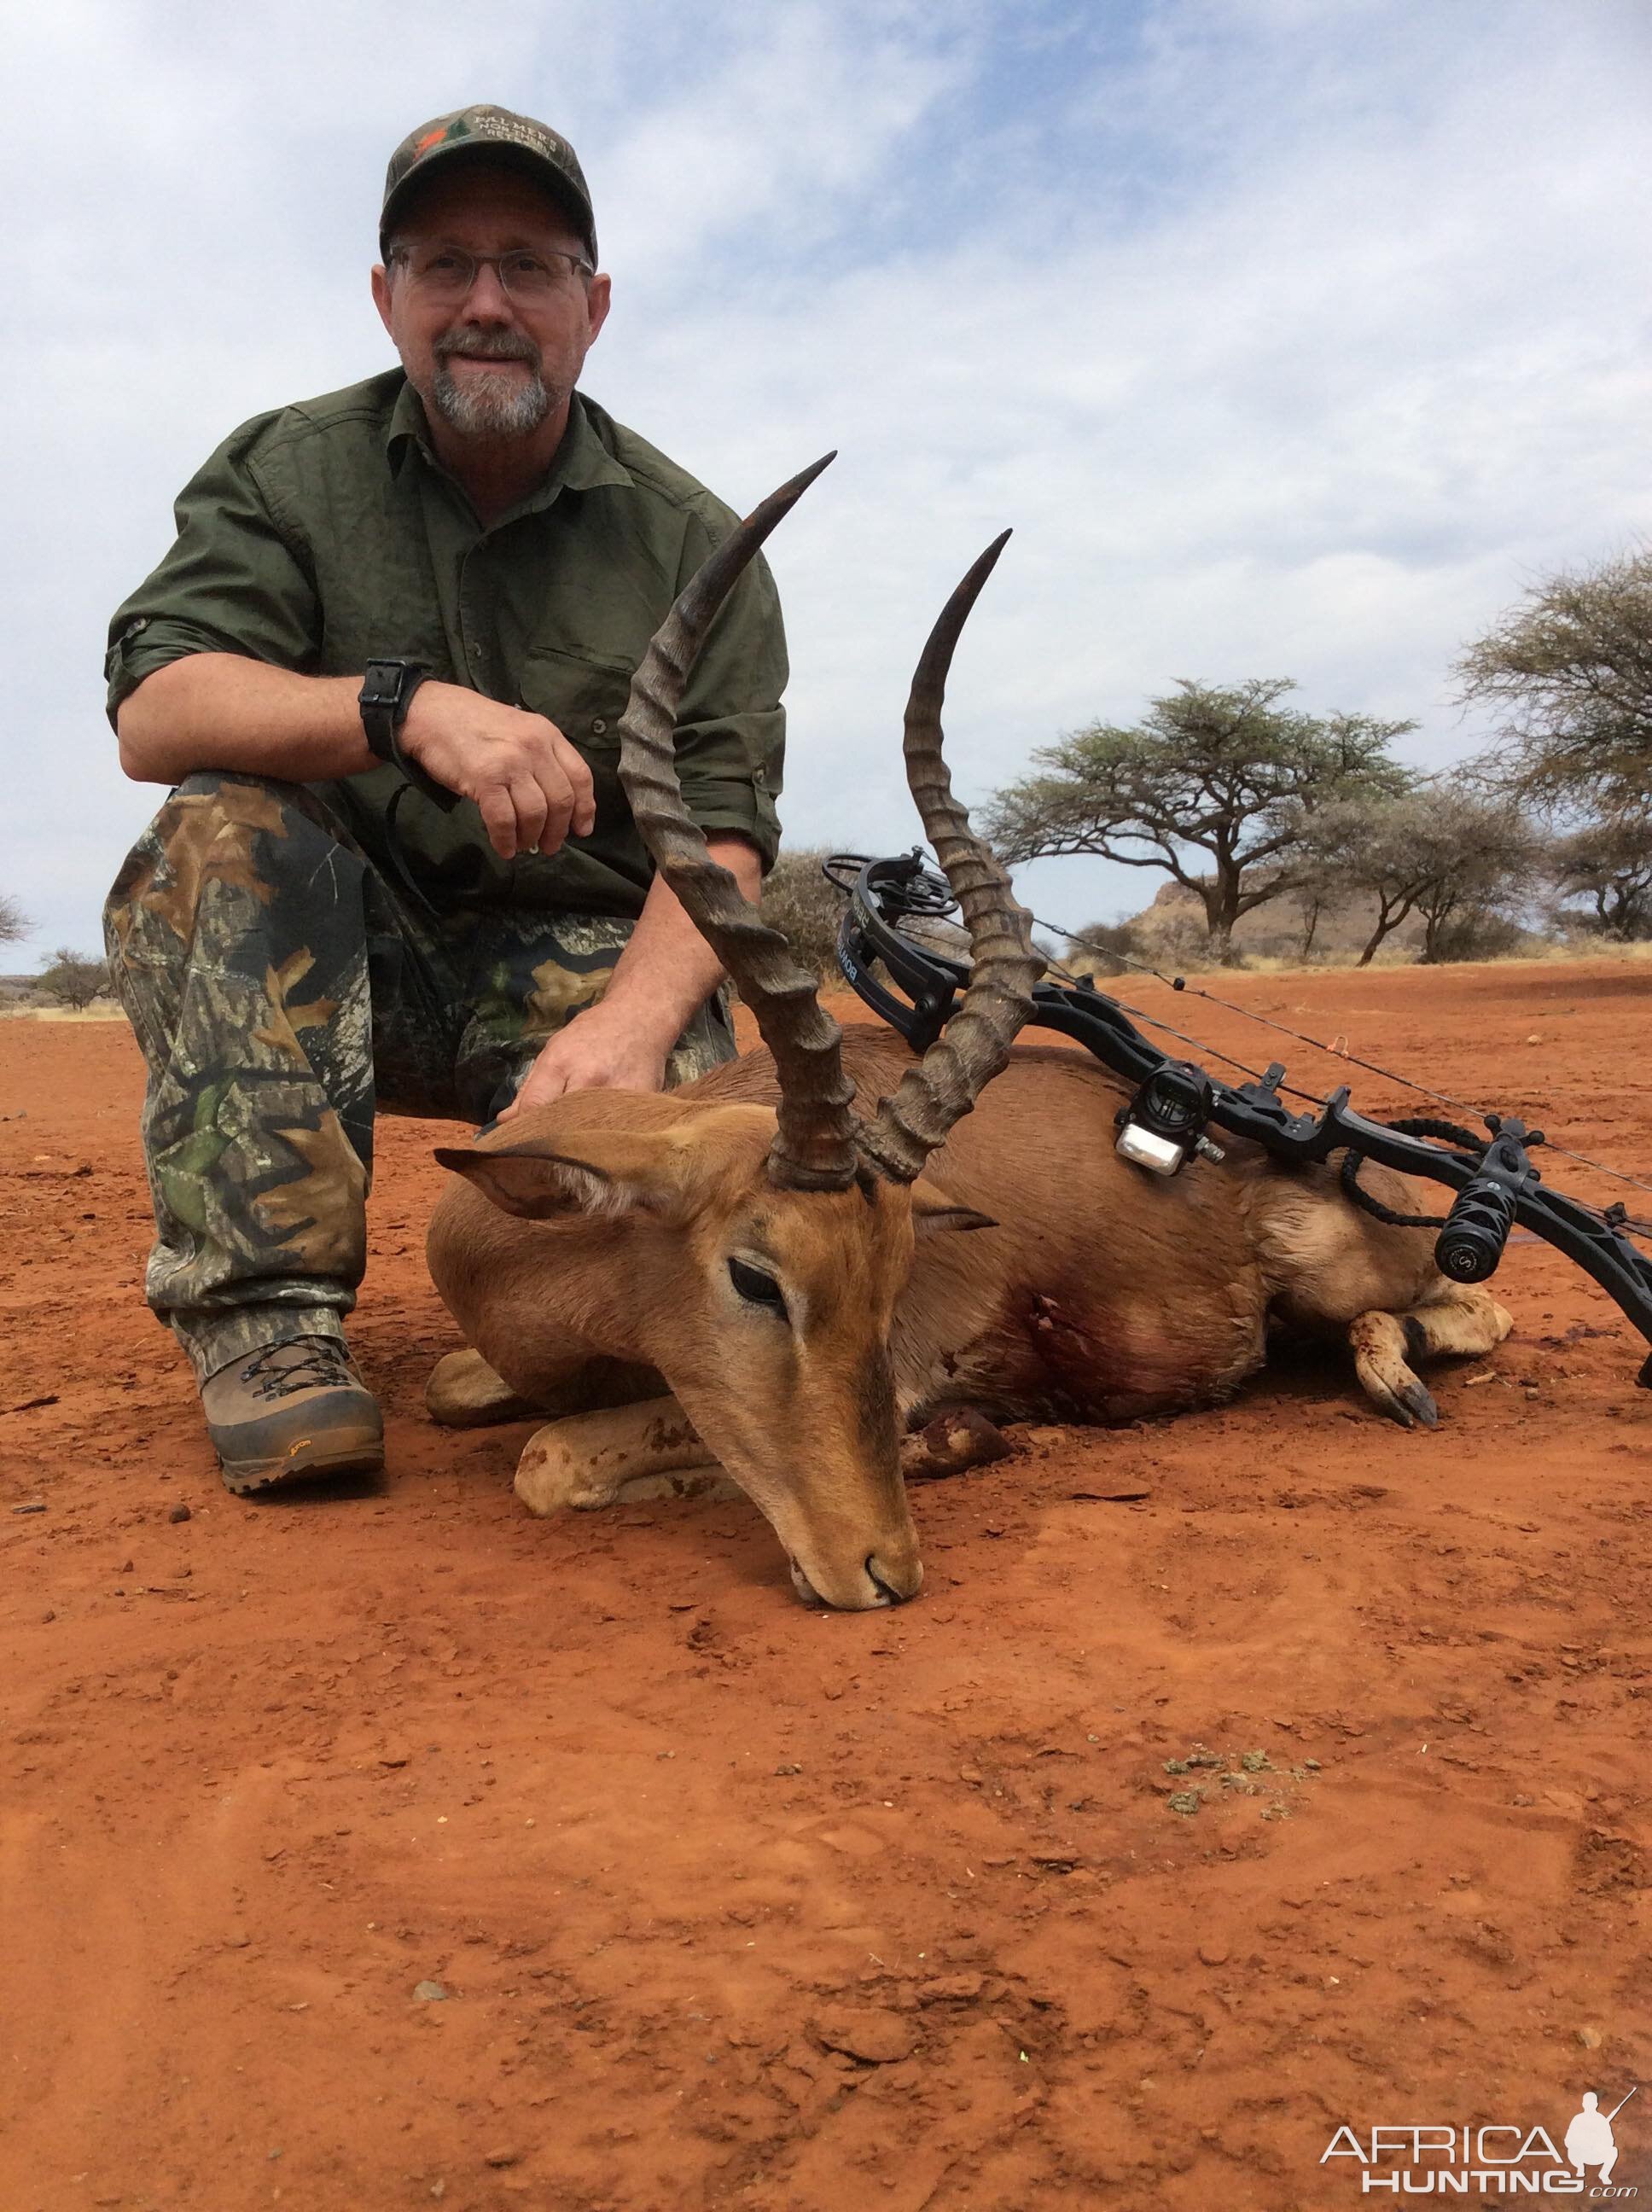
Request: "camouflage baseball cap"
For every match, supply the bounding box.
[381,105,597,265]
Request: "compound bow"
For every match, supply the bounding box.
[829,850,1652,1390]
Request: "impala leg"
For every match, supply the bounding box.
[900,1406,1013,1481]
[425,1348,540,1429]
[1347,1285,1513,1429]
[1405,1284,1515,1359]
[515,1394,736,1516]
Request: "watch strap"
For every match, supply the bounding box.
[359,660,462,814]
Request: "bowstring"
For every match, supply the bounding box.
[1035,950,1323,1101]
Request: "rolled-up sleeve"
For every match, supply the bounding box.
[105,416,321,726]
[669,506,788,874]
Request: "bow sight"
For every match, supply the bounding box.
[1113,1062,1224,1177]
[828,849,1652,1387]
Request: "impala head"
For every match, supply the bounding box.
[439,1096,995,1606]
[438,456,1042,1608]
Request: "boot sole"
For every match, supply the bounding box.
[220,1436,386,1497]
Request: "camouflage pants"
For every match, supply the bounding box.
[104,771,735,1383]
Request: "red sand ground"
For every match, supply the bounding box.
[2,961,1649,2212]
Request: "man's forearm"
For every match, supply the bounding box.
[116,655,373,786]
[116,656,597,868]
[599,835,763,1046]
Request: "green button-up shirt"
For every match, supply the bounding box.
[107,370,787,917]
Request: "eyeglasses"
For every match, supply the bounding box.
[390,246,594,302]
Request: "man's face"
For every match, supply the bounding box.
[371,162,611,442]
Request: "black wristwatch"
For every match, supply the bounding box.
[358,658,460,812]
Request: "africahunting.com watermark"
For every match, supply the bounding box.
[1322,2086,1637,2196]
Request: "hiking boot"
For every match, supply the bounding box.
[201,1336,384,1495]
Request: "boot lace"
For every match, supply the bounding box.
[237,1340,355,1402]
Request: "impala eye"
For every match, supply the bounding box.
[728,1256,788,1317]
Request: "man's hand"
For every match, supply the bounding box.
[399,680,596,860]
[492,830,759,1125]
[114,659,600,850]
[497,1000,672,1119]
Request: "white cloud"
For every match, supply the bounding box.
[4,0,1651,962]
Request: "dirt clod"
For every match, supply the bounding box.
[917,1973,985,2004]
[814,2007,919,2064]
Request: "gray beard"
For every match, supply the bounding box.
[430,361,553,439]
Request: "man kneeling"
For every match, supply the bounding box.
[105,106,786,1493]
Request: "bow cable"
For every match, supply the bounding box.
[1039,913,1652,1212]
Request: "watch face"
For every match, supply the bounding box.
[368,660,425,696]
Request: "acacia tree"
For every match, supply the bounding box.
[1273,852,1341,960]
[1457,558,1652,950]
[1308,789,1541,965]
[0,893,27,946]
[1408,796,1542,963]
[1545,815,1652,940]
[1457,550,1652,815]
[984,678,1414,959]
[38,947,110,1010]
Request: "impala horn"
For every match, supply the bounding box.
[858,535,1044,1182]
[615,461,1039,1194]
[614,454,859,1192]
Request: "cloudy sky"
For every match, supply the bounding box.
[8,0,1652,962]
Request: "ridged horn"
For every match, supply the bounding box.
[858,533,1044,1183]
[614,453,860,1192]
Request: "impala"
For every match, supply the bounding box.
[426,461,1509,1609]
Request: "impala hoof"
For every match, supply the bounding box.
[1398,1378,1440,1429]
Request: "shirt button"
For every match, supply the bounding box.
[591,716,608,735]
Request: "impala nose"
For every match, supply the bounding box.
[866,1551,922,1605]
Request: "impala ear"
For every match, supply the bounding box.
[433,1143,672,1223]
[435,1106,777,1225]
[910,1181,998,1237]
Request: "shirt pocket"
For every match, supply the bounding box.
[516,643,636,844]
